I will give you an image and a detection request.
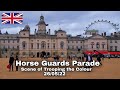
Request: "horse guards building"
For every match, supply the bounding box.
[0,15,120,58]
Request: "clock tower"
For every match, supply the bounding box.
[36,15,48,35]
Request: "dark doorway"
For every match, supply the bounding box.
[37,52,39,57]
[46,52,50,57]
[41,51,46,58]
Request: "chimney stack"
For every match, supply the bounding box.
[34,29,36,35]
[114,32,117,37]
[104,32,106,36]
[101,33,103,36]
[111,33,113,36]
[49,29,50,35]
[0,30,2,34]
[54,30,57,35]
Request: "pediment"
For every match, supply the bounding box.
[89,35,105,39]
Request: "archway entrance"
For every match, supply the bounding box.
[46,52,50,57]
[41,51,46,58]
[37,52,39,57]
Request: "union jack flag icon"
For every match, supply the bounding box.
[1,13,23,24]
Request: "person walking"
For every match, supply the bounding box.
[54,55,57,62]
[9,55,14,72]
[76,53,80,61]
[68,55,71,60]
[97,54,102,65]
[56,55,59,61]
[86,53,93,62]
[85,53,93,68]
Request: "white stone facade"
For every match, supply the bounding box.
[0,16,120,58]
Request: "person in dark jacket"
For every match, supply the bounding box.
[85,53,93,62]
[9,55,14,71]
[85,53,93,68]
[97,54,102,65]
[15,55,19,71]
[56,55,59,61]
[54,55,57,62]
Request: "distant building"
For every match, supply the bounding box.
[84,34,108,51]
[107,32,120,52]
[67,35,84,56]
[85,29,99,35]
[0,31,19,57]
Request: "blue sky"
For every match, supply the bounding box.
[0,11,120,36]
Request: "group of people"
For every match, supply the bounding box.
[85,53,103,65]
[8,51,103,72]
[67,52,103,65]
[8,55,19,72]
[68,54,84,61]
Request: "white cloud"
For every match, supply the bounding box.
[1,27,22,34]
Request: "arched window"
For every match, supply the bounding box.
[102,42,105,49]
[60,41,64,49]
[30,52,33,55]
[22,41,26,49]
[61,52,64,55]
[96,42,100,49]
[41,41,46,49]
[53,52,55,56]
[91,42,94,49]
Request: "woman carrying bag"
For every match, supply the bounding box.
[8,55,14,72]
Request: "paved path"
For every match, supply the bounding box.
[0,58,120,79]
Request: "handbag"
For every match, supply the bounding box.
[7,64,11,69]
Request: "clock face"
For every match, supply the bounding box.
[39,25,45,30]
